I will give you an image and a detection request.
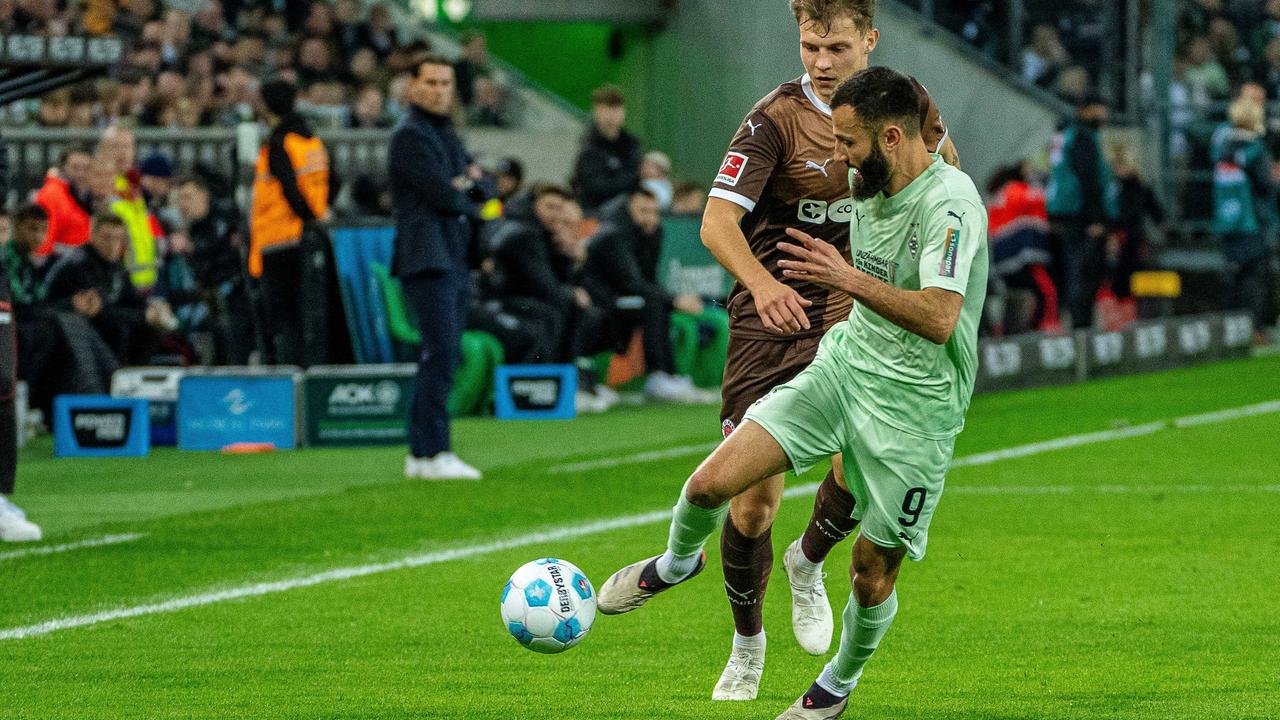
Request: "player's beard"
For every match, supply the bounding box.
[850,140,891,201]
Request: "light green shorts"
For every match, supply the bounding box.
[743,351,955,561]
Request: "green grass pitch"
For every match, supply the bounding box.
[3,356,1279,719]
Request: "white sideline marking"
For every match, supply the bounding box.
[2,399,1278,641]
[548,442,719,474]
[0,533,144,563]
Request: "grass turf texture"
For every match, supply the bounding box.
[3,356,1279,719]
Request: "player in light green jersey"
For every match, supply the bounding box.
[597,66,988,720]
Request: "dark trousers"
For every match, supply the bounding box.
[259,230,338,367]
[469,297,561,364]
[609,292,676,375]
[1225,253,1272,327]
[1051,218,1106,329]
[402,270,466,459]
[1,297,15,494]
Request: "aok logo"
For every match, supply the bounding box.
[328,381,401,408]
[797,197,855,224]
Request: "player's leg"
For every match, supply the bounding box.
[597,419,791,615]
[712,475,782,700]
[783,457,857,656]
[778,536,905,719]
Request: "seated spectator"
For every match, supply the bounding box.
[640,151,675,211]
[2,204,113,417]
[139,154,180,233]
[985,164,1060,336]
[347,85,391,129]
[582,189,713,403]
[493,158,524,203]
[33,145,94,257]
[172,174,255,364]
[571,85,642,214]
[468,77,511,128]
[482,184,614,409]
[1023,24,1070,88]
[44,213,176,365]
[1186,36,1231,101]
[671,182,708,216]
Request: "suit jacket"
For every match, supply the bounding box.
[388,106,477,277]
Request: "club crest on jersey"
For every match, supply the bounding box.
[908,224,920,260]
[716,152,749,186]
[939,227,961,278]
[722,419,735,438]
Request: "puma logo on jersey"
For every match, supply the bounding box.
[946,209,966,226]
[805,158,832,177]
[745,118,762,136]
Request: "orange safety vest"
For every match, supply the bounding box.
[248,133,329,278]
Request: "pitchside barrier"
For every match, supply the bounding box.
[176,367,301,451]
[111,367,185,446]
[52,396,150,458]
[303,364,416,447]
[973,312,1254,394]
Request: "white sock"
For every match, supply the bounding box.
[816,666,854,697]
[656,549,701,583]
[733,630,766,652]
[790,547,822,578]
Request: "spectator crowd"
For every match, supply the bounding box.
[0,0,516,132]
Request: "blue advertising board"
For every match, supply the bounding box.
[53,395,150,458]
[494,365,577,421]
[177,374,299,451]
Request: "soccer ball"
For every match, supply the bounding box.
[500,558,596,654]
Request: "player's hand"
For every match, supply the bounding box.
[749,277,812,335]
[778,227,853,293]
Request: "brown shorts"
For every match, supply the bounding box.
[720,333,822,436]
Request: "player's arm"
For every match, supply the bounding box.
[701,198,812,333]
[778,227,962,344]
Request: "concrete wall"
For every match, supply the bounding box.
[628,0,1064,192]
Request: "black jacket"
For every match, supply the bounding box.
[582,195,671,307]
[485,216,577,308]
[388,106,479,276]
[44,245,146,330]
[267,113,321,224]
[187,200,246,287]
[571,124,642,212]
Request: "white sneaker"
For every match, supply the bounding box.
[712,638,766,701]
[783,539,834,655]
[0,498,42,543]
[575,390,608,414]
[593,385,620,408]
[644,372,718,404]
[405,453,482,481]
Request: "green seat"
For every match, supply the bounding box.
[369,262,503,417]
[672,308,729,389]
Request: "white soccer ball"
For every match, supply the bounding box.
[500,558,597,654]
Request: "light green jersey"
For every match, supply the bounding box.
[826,154,988,439]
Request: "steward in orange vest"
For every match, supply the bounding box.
[249,115,329,278]
[251,80,334,366]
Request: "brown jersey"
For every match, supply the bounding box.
[710,74,855,341]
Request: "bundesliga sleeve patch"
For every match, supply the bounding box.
[938,227,961,278]
[716,152,749,187]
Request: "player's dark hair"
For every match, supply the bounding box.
[260,79,297,117]
[790,0,874,34]
[13,204,48,223]
[830,66,921,137]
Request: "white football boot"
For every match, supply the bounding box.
[712,635,766,701]
[783,539,834,655]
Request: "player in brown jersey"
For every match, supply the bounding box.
[699,0,957,702]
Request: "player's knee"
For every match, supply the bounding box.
[730,500,776,537]
[685,468,728,508]
[851,570,894,607]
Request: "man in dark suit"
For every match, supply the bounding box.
[389,54,490,481]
